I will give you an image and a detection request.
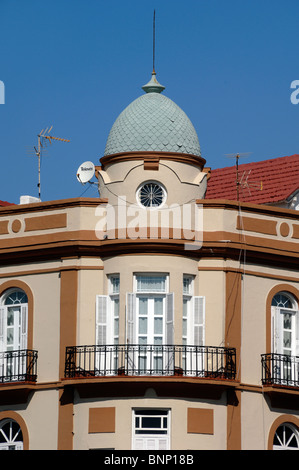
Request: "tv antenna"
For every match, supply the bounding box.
[226,153,262,201]
[33,126,70,200]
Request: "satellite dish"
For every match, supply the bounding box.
[76,161,95,184]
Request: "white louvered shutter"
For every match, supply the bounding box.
[20,305,28,350]
[0,307,5,351]
[126,293,136,344]
[96,296,108,345]
[272,306,283,353]
[295,311,299,356]
[0,307,5,379]
[193,296,205,346]
[165,293,174,345]
[126,293,137,373]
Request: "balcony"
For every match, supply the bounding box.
[64,344,236,380]
[0,349,38,383]
[261,353,299,388]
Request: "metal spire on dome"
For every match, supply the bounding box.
[142,10,165,94]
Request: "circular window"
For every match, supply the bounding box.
[137,182,166,208]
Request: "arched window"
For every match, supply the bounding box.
[271,292,299,385]
[0,289,28,351]
[271,292,298,356]
[0,289,28,380]
[273,423,299,450]
[0,419,23,450]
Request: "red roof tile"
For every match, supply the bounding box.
[205,154,299,204]
[0,200,14,207]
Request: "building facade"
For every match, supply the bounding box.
[0,72,298,450]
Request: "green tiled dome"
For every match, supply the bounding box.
[104,73,201,157]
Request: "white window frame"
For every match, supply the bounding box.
[182,275,205,375]
[126,274,174,374]
[95,275,120,375]
[271,292,299,385]
[0,290,28,381]
[132,409,170,450]
[271,293,299,356]
[95,275,120,346]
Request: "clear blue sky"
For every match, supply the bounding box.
[0,0,299,204]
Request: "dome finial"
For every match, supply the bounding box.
[142,71,165,94]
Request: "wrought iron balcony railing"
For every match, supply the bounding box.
[0,349,38,383]
[261,353,299,388]
[65,344,236,380]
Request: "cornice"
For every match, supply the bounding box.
[99,151,206,171]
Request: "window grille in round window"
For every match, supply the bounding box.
[137,182,166,208]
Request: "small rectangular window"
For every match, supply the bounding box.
[132,409,170,450]
[109,275,120,294]
[134,409,169,434]
[136,275,166,293]
[183,275,193,295]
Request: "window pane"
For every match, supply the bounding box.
[154,337,162,346]
[4,291,28,305]
[7,310,14,326]
[182,318,187,337]
[272,294,293,308]
[283,331,292,349]
[136,276,166,293]
[142,417,161,429]
[154,298,163,315]
[139,298,148,315]
[139,318,148,335]
[110,276,120,294]
[183,276,192,294]
[283,313,292,329]
[183,298,188,317]
[154,318,163,335]
[114,318,119,336]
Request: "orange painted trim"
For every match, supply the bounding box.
[57,269,78,450]
[0,410,29,449]
[89,407,115,433]
[0,197,108,216]
[225,271,242,450]
[237,215,277,236]
[0,220,8,235]
[187,408,214,434]
[24,213,67,232]
[198,266,299,283]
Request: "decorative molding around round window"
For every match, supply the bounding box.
[136,181,167,209]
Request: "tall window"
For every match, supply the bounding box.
[109,275,120,346]
[132,409,170,450]
[271,292,299,384]
[272,293,298,356]
[182,275,205,375]
[182,275,193,347]
[182,275,205,346]
[0,290,28,380]
[96,275,120,346]
[126,274,174,374]
[0,419,23,450]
